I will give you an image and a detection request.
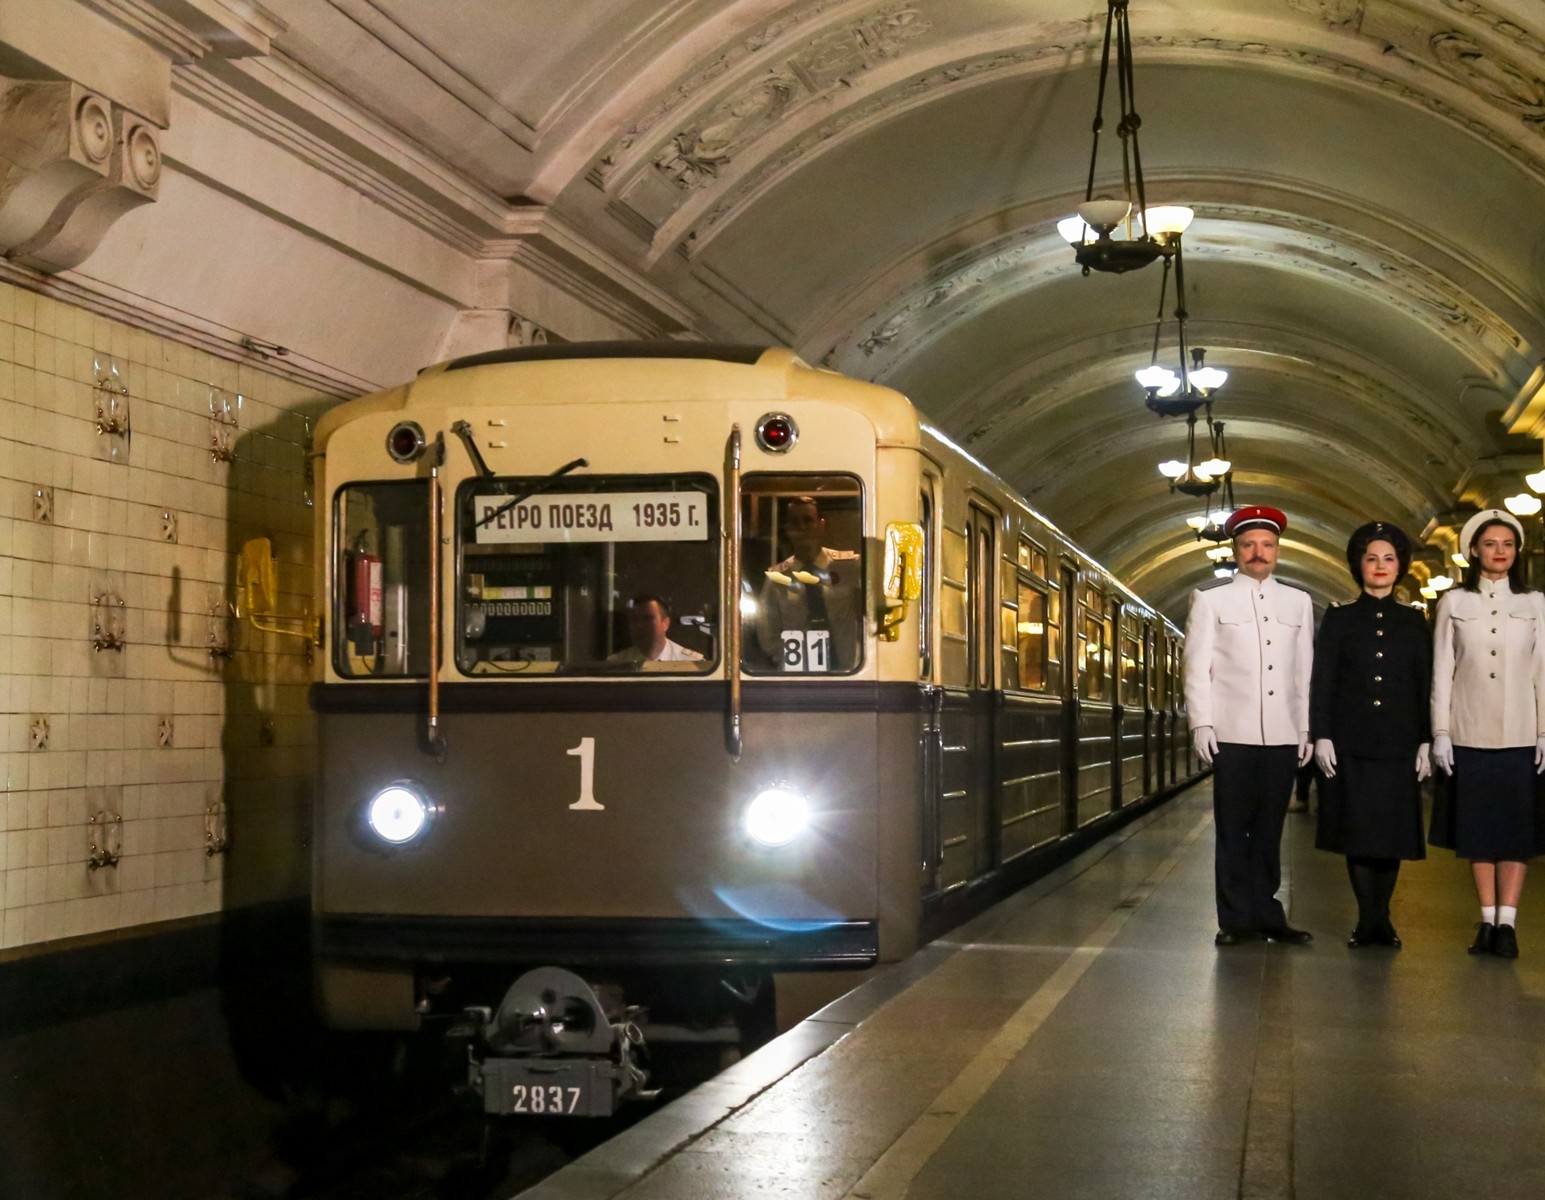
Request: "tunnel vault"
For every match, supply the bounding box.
[5,0,1545,617]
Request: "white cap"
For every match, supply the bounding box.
[1459,508,1525,557]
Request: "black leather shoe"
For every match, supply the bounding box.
[1493,924,1519,959]
[1468,923,1496,955]
[1376,921,1402,949]
[1215,929,1258,947]
[1262,924,1313,945]
[1347,927,1375,948]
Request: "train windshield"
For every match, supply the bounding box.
[335,481,432,678]
[454,474,719,675]
[740,476,864,675]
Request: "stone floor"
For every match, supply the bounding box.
[524,782,1545,1199]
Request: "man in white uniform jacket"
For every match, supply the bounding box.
[1185,505,1315,946]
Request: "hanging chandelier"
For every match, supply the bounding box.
[1136,235,1228,417]
[1057,0,1192,275]
[1158,410,1236,537]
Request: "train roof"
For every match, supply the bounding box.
[921,421,1180,635]
[313,342,920,450]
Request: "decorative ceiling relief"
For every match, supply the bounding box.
[601,6,930,234]
[1427,31,1545,128]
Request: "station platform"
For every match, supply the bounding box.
[522,780,1545,1200]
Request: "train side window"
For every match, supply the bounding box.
[1017,537,1048,580]
[1044,582,1062,696]
[1016,582,1048,690]
[1079,587,1108,701]
[335,481,431,678]
[454,473,719,675]
[1121,630,1142,706]
[741,475,864,675]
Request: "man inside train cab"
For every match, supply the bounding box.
[757,496,861,672]
[606,594,703,669]
[1184,505,1315,947]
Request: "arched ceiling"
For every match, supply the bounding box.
[181,1,1545,615]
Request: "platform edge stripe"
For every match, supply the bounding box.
[839,809,1215,1200]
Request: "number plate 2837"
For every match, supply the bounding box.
[479,1058,617,1117]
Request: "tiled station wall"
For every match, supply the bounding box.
[0,281,333,951]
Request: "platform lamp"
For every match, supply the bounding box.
[1056,1,1193,276]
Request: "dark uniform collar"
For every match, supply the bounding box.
[1354,590,1399,607]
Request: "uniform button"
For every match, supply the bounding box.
[1268,689,1275,695]
[1373,700,1382,707]
[1491,672,1497,679]
[1492,628,1498,633]
[1374,675,1383,682]
[1375,651,1384,659]
[1376,629,1384,637]
[1263,617,1270,622]
[1268,665,1274,670]
[1492,650,1498,656]
[1376,611,1384,619]
[1493,610,1499,615]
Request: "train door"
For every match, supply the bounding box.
[967,500,999,878]
[1143,625,1158,796]
[919,475,945,897]
[1075,578,1117,825]
[1059,558,1079,834]
[1119,615,1144,805]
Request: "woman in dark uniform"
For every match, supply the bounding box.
[1311,522,1431,948]
[1431,509,1545,959]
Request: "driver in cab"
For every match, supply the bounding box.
[606,594,703,670]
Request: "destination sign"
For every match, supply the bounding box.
[473,492,710,543]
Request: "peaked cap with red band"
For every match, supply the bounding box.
[1223,505,1287,538]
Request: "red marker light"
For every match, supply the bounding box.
[386,421,425,463]
[755,413,798,454]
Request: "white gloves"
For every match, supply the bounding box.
[1193,726,1218,765]
[1536,736,1545,774]
[1297,740,1313,768]
[1314,738,1337,777]
[1416,743,1431,781]
[1432,733,1454,775]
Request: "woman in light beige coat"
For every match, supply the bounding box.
[1431,509,1545,959]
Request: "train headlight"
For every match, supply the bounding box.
[744,786,809,847]
[365,781,437,845]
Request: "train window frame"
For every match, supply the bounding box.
[451,471,721,677]
[1078,580,1110,702]
[332,478,433,680]
[1014,576,1050,692]
[740,473,867,677]
[1016,536,1048,581]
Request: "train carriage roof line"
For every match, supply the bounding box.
[435,341,775,375]
[919,421,1173,634]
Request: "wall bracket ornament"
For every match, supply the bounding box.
[0,78,161,274]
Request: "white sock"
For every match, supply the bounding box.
[1498,906,1518,929]
[1483,905,1497,925]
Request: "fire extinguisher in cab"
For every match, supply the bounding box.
[348,534,383,653]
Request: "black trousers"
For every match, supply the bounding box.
[1213,743,1299,931]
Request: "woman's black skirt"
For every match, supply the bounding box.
[1315,755,1425,860]
[1429,746,1539,861]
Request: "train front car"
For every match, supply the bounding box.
[308,345,925,1117]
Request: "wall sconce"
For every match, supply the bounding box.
[205,802,229,856]
[33,485,52,523]
[209,388,241,462]
[207,597,235,661]
[157,716,174,747]
[30,716,49,751]
[88,812,122,871]
[92,590,126,651]
[93,354,130,460]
